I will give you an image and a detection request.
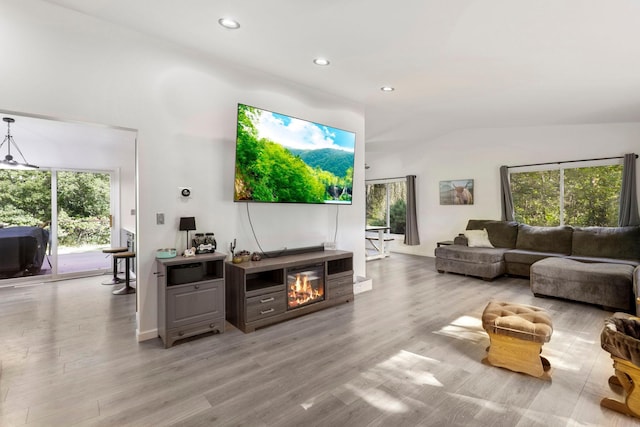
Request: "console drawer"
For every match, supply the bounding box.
[327,275,353,289]
[328,283,353,299]
[246,291,286,322]
[327,274,353,299]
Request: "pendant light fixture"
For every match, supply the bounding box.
[0,117,39,170]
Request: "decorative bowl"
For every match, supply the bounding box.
[156,248,177,259]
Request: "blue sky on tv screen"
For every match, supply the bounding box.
[254,109,355,153]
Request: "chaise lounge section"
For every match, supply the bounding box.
[530,257,635,312]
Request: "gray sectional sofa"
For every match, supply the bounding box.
[434,219,640,312]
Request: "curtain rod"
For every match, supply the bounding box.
[507,154,637,169]
[365,176,412,182]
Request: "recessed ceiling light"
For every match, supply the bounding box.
[381,86,395,92]
[313,58,330,66]
[218,18,240,29]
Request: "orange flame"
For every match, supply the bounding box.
[288,273,324,308]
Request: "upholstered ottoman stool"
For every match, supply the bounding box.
[482,301,553,380]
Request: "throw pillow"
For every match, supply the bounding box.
[465,229,494,248]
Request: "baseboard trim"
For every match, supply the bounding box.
[137,328,158,342]
[354,276,373,294]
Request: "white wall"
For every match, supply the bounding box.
[1,0,366,341]
[366,123,640,256]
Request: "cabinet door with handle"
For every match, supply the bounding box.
[166,280,224,330]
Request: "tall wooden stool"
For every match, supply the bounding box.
[101,247,128,285]
[112,252,136,295]
[600,312,640,418]
[481,301,554,380]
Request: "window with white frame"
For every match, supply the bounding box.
[510,160,623,227]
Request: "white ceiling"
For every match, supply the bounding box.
[41,0,640,150]
[0,110,136,169]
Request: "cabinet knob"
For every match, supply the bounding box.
[209,323,215,328]
[260,308,275,315]
[260,297,275,303]
[194,284,200,289]
[178,331,185,336]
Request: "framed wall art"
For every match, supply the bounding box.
[439,179,474,205]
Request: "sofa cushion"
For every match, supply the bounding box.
[503,249,566,266]
[482,301,553,343]
[466,220,518,249]
[434,245,509,264]
[572,226,640,261]
[516,224,573,255]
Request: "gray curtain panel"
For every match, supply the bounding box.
[404,175,420,245]
[500,165,515,221]
[618,153,639,226]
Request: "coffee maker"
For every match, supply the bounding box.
[192,232,217,254]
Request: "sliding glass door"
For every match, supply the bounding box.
[0,168,115,283]
[55,170,112,275]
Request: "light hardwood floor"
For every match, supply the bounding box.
[0,254,637,426]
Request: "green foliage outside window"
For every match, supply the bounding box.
[57,209,110,247]
[366,181,406,234]
[366,183,386,227]
[0,170,52,226]
[389,199,406,234]
[563,166,622,226]
[511,170,560,226]
[511,165,622,227]
[0,169,111,247]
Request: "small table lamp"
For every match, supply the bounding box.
[179,217,196,250]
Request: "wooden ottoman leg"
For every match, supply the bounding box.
[482,332,550,380]
[601,356,640,418]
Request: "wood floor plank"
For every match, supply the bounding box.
[2,255,640,426]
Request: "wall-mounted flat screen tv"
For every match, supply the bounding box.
[234,103,356,204]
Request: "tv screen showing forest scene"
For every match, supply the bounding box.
[234,103,356,204]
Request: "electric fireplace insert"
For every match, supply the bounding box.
[287,263,325,309]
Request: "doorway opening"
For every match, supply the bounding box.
[0,168,116,279]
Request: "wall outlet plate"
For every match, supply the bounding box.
[156,213,165,225]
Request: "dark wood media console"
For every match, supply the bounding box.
[225,249,353,333]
